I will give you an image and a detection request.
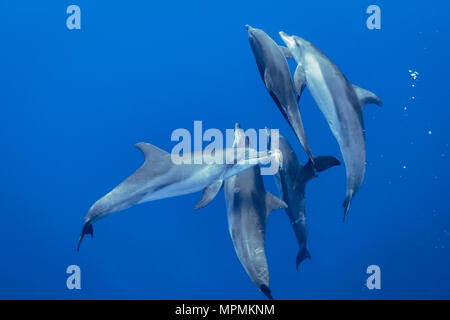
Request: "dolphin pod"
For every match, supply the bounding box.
[78,25,381,299]
[225,123,287,300]
[278,32,382,220]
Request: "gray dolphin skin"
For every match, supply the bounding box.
[246,25,315,164]
[225,124,287,300]
[279,32,382,220]
[270,133,340,269]
[78,143,282,251]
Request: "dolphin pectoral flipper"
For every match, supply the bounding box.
[265,192,287,214]
[264,71,286,113]
[352,85,382,108]
[279,45,293,59]
[293,64,307,102]
[195,179,223,210]
[263,68,274,93]
[264,69,293,110]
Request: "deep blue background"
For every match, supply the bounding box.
[0,0,449,299]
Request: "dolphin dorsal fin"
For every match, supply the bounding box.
[265,192,287,215]
[135,142,169,161]
[352,84,382,108]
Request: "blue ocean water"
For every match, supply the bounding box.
[0,0,449,299]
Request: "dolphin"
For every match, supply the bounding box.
[279,32,382,220]
[270,132,340,269]
[246,25,315,164]
[225,123,287,300]
[77,142,282,251]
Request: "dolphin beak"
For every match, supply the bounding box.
[245,24,251,30]
[279,31,288,41]
[279,31,295,48]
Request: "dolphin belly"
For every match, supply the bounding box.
[303,53,342,137]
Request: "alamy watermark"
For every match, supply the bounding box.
[66,265,81,290]
[366,265,381,290]
[66,5,81,30]
[170,121,281,175]
[366,5,381,30]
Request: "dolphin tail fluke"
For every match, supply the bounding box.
[77,222,93,252]
[296,247,311,270]
[312,155,341,173]
[298,156,340,186]
[301,158,318,181]
[295,155,340,189]
[260,285,274,300]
